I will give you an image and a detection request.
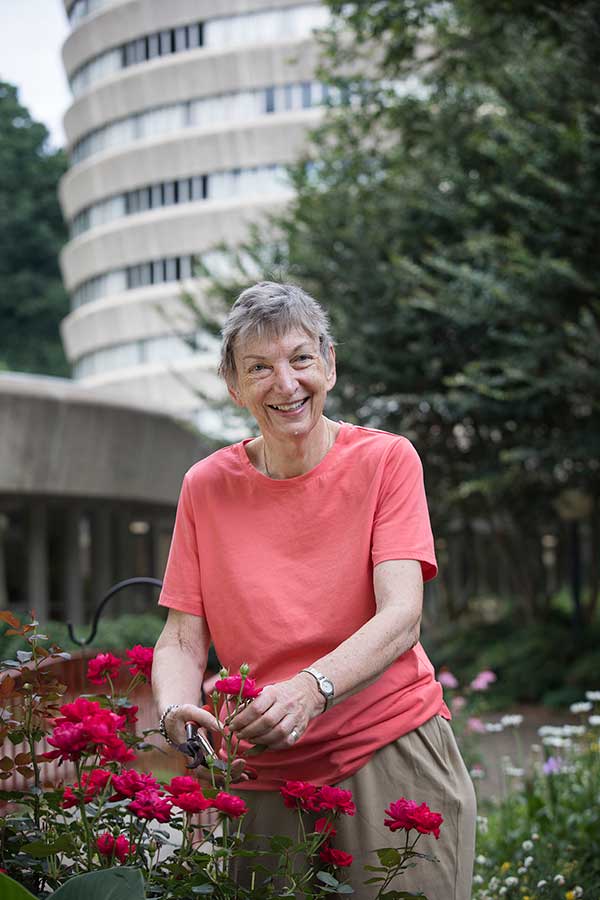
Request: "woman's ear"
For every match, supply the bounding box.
[227,381,245,408]
[326,344,337,390]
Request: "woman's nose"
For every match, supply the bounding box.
[272,363,299,394]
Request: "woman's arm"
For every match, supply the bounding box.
[231,558,423,748]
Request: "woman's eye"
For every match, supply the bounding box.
[295,355,313,363]
[250,364,268,373]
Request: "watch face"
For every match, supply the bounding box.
[321,678,334,696]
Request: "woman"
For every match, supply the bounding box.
[152,281,476,898]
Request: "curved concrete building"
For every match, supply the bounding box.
[59,0,330,433]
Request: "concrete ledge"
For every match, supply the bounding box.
[0,373,211,504]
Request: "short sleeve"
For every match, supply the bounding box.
[371,438,438,581]
[158,474,206,616]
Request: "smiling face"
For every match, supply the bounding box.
[228,328,336,444]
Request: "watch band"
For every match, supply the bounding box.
[158,703,181,746]
[300,666,335,711]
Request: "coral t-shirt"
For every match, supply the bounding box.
[159,422,449,789]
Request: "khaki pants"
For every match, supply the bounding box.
[239,716,476,900]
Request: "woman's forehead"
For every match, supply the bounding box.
[236,327,319,358]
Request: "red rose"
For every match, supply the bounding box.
[83,768,111,799]
[316,785,356,817]
[59,697,102,722]
[96,832,115,856]
[319,846,353,867]
[99,739,136,765]
[212,791,248,818]
[111,769,159,800]
[280,780,320,812]
[118,704,139,725]
[166,775,203,797]
[214,674,262,699]
[172,791,213,813]
[46,722,89,761]
[315,817,337,838]
[82,709,126,743]
[87,652,122,685]
[383,798,443,840]
[61,786,78,809]
[129,788,172,823]
[126,645,154,681]
[114,834,135,863]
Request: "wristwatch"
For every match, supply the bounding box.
[300,666,335,711]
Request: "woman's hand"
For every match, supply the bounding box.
[162,703,249,784]
[229,673,325,750]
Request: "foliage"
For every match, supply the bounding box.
[197,0,600,624]
[427,608,600,708]
[0,82,70,377]
[0,612,441,898]
[0,614,167,661]
[472,696,600,899]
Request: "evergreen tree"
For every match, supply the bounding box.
[200,1,600,620]
[0,82,70,376]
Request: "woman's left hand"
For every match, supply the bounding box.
[229,673,324,749]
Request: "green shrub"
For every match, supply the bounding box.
[0,612,166,658]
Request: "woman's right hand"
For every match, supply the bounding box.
[161,703,252,785]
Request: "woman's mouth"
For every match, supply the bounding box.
[267,397,309,412]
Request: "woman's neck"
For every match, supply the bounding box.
[259,418,338,479]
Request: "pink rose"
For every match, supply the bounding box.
[172,791,213,813]
[467,717,486,734]
[470,670,497,691]
[315,817,337,838]
[166,775,203,797]
[438,669,459,689]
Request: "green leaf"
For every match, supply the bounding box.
[23,835,74,857]
[269,834,294,852]
[50,867,146,900]
[0,873,38,899]
[316,871,339,887]
[376,847,402,867]
[337,885,354,894]
[191,886,214,895]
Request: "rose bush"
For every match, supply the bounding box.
[0,612,443,898]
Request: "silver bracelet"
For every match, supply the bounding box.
[158,703,181,746]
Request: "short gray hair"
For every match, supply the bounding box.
[218,281,334,384]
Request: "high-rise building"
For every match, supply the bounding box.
[58,0,330,434]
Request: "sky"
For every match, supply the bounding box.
[0,0,71,149]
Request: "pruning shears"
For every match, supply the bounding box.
[176,721,227,772]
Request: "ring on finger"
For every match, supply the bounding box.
[290,727,300,743]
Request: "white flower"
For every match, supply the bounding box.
[524,856,534,867]
[537,880,547,888]
[585,690,600,701]
[505,876,519,886]
[573,886,583,897]
[470,767,485,779]
[589,715,600,726]
[501,714,523,727]
[504,765,525,777]
[562,724,585,735]
[499,888,507,896]
[518,866,527,875]
[570,701,592,713]
[542,735,572,748]
[521,840,534,851]
[485,722,505,732]
[489,877,500,890]
[554,874,565,885]
[476,854,488,865]
[473,874,484,884]
[477,816,489,834]
[532,832,540,840]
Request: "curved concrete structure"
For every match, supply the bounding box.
[0,372,212,622]
[59,0,328,428]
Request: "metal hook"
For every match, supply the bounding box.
[66,576,163,646]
